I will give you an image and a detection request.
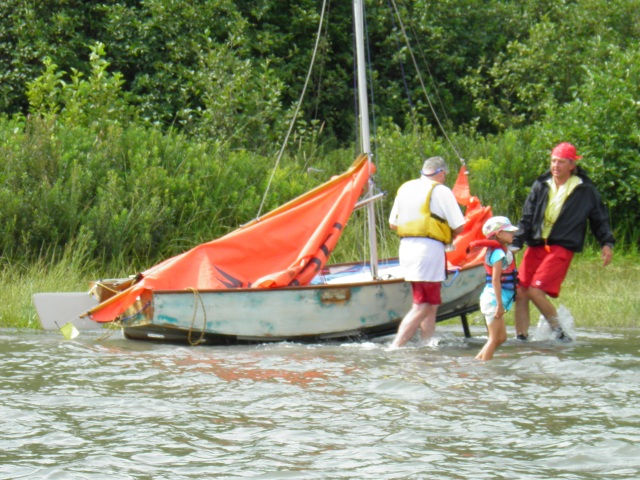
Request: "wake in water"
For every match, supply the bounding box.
[530,304,576,341]
[381,330,469,350]
[419,331,470,348]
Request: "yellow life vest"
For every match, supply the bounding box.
[396,183,453,244]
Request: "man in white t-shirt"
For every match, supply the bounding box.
[388,156,466,347]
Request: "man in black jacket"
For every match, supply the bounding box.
[512,142,615,341]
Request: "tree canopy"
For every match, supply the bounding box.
[0,0,638,263]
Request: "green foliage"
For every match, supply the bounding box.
[0,236,98,329]
[539,42,640,244]
[2,0,639,147]
[0,0,638,270]
[375,123,446,212]
[0,112,340,267]
[85,0,248,129]
[367,0,531,133]
[463,129,550,222]
[462,0,640,131]
[26,43,134,128]
[195,40,286,151]
[0,0,98,114]
[559,252,640,328]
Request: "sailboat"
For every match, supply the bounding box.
[37,0,492,345]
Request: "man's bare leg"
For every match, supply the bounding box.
[419,303,438,341]
[527,287,560,329]
[515,287,531,339]
[525,287,571,341]
[392,303,429,347]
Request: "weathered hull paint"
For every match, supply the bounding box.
[120,264,485,345]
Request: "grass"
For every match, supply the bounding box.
[1,246,638,331]
[0,238,132,330]
[0,257,89,330]
[555,250,639,329]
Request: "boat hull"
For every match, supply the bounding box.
[120,264,485,345]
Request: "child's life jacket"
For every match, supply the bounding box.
[468,239,518,290]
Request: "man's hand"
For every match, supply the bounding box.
[601,245,613,267]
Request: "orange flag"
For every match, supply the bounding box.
[447,166,493,268]
[452,165,471,207]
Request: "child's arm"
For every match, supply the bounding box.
[491,259,505,319]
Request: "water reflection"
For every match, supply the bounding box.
[1,326,638,479]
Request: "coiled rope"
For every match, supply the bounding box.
[187,288,207,346]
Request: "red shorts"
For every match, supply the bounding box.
[411,281,442,305]
[518,245,574,298]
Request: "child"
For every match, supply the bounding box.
[474,216,520,361]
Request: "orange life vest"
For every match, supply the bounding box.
[468,239,518,289]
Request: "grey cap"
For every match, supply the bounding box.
[421,156,449,176]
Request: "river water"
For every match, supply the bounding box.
[1,324,639,480]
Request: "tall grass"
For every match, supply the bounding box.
[0,238,96,329]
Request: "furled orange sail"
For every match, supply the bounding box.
[447,165,493,268]
[88,155,374,322]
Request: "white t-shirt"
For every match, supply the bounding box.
[389,177,465,282]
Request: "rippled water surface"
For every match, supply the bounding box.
[1,325,639,479]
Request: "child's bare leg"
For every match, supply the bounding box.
[476,317,507,361]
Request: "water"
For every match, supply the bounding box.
[1,324,639,480]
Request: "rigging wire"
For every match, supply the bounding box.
[312,0,332,124]
[256,0,329,219]
[363,0,377,263]
[364,10,393,259]
[393,0,452,128]
[389,0,465,165]
[349,28,369,267]
[386,0,417,126]
[364,7,378,170]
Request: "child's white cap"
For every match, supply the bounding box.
[482,216,520,238]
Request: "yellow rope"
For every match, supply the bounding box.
[96,319,122,342]
[186,288,207,346]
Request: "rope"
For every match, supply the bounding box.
[118,301,152,322]
[256,0,329,219]
[95,302,152,341]
[443,268,460,288]
[96,320,123,342]
[387,0,417,125]
[187,288,207,346]
[389,0,465,166]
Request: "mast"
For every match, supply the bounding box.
[353,0,379,279]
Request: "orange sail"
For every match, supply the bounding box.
[447,165,493,268]
[88,155,374,322]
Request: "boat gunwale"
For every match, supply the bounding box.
[150,263,483,295]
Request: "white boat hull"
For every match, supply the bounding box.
[119,263,485,345]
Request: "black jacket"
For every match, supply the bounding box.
[512,166,615,252]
